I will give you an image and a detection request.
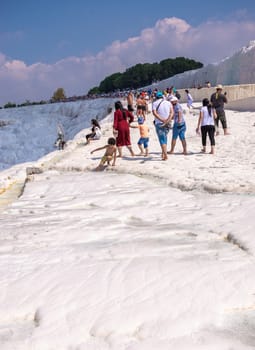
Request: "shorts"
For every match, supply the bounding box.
[172,123,186,141]
[155,123,169,145]
[86,132,96,140]
[138,137,149,148]
[100,155,112,164]
[137,105,146,111]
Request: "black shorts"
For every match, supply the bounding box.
[86,132,96,140]
[137,105,146,111]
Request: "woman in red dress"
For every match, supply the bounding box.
[113,101,135,157]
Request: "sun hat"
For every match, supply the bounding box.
[216,84,223,89]
[137,116,144,124]
[156,91,163,98]
[169,96,178,102]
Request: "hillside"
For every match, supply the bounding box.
[145,40,255,90]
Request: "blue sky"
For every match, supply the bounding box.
[0,0,255,104]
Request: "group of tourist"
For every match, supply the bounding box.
[89,84,229,169]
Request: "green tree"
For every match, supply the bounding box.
[91,57,203,94]
[99,72,122,92]
[88,86,101,95]
[51,88,66,102]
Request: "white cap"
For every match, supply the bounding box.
[169,96,178,102]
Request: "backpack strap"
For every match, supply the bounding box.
[156,99,164,112]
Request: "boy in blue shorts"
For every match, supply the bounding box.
[130,116,150,156]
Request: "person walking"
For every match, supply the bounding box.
[136,92,147,119]
[130,116,150,156]
[113,100,135,158]
[185,89,194,110]
[152,91,173,161]
[168,96,187,155]
[127,91,134,112]
[210,84,229,135]
[196,98,217,154]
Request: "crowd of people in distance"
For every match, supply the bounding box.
[83,84,229,170]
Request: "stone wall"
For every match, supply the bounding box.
[178,84,255,111]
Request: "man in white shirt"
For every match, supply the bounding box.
[152,91,173,160]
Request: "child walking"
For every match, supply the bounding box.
[90,137,117,171]
[130,116,150,156]
[185,89,194,111]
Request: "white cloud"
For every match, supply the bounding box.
[0,17,255,104]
